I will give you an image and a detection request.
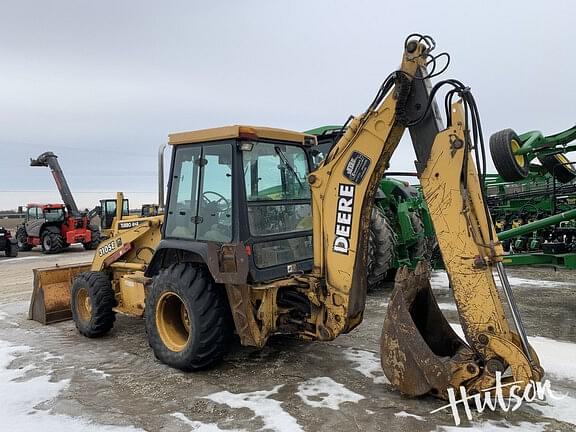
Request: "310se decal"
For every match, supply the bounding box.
[333,183,355,254]
[98,240,117,257]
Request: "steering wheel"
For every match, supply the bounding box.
[202,191,230,212]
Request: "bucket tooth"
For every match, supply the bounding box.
[28,263,91,324]
[380,262,470,396]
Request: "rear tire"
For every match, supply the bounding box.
[83,224,101,250]
[5,241,18,257]
[409,212,429,261]
[367,207,396,290]
[145,263,233,371]
[16,226,32,251]
[490,129,529,181]
[71,271,116,338]
[41,230,64,254]
[538,153,576,184]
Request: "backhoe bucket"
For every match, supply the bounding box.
[380,263,467,396]
[28,263,91,324]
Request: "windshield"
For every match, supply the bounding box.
[44,208,65,222]
[243,142,310,201]
[242,141,313,258]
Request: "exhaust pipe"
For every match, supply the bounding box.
[158,143,167,210]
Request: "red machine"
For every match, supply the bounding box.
[16,153,100,254]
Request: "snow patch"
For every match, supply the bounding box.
[172,412,244,431]
[204,385,302,432]
[529,336,576,383]
[431,271,450,289]
[531,392,576,426]
[0,311,7,320]
[506,276,572,288]
[450,324,576,383]
[394,410,425,421]
[86,368,111,379]
[431,270,573,291]
[438,420,548,431]
[42,352,64,361]
[0,256,41,264]
[343,347,389,384]
[295,377,363,410]
[0,339,141,432]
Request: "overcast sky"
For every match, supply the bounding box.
[1,1,574,210]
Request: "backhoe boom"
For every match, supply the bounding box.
[309,35,543,397]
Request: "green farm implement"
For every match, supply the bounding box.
[490,125,576,183]
[310,123,576,271]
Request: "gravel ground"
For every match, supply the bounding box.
[0,248,575,431]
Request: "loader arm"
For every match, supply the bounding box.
[29,208,163,324]
[309,36,543,397]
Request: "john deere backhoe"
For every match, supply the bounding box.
[31,34,542,399]
[29,192,163,325]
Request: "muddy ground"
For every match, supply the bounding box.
[0,248,575,431]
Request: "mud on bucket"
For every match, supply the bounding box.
[380,262,468,397]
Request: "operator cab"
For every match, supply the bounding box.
[99,198,130,230]
[25,204,66,223]
[161,125,316,282]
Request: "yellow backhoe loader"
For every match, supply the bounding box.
[29,192,163,326]
[30,34,542,399]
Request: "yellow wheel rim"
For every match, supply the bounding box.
[155,292,191,352]
[76,287,92,322]
[510,139,525,167]
[555,154,576,174]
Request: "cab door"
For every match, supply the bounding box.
[25,207,44,237]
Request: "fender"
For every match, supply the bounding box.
[145,239,249,285]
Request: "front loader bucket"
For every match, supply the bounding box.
[28,263,91,324]
[381,263,468,396]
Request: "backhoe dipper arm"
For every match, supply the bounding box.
[308,40,427,335]
[30,151,80,217]
[309,36,542,397]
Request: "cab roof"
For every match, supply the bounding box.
[168,125,315,146]
[26,203,65,209]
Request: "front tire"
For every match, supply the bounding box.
[71,272,116,337]
[41,231,64,254]
[83,224,101,250]
[16,226,32,251]
[145,263,233,371]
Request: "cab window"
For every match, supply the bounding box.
[196,144,233,242]
[241,141,313,268]
[27,207,39,220]
[165,142,233,242]
[44,208,65,222]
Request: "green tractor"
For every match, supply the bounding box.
[309,123,576,271]
[306,126,435,284]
